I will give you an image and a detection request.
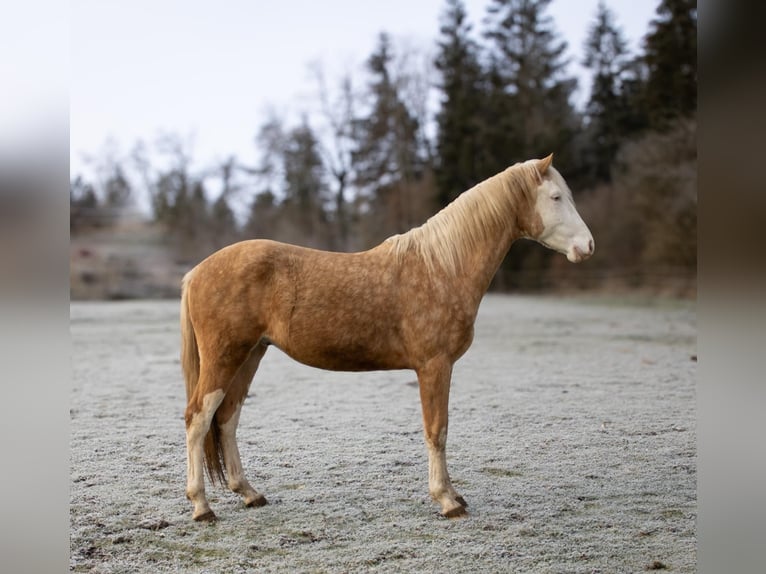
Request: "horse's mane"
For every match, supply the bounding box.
[384,160,541,275]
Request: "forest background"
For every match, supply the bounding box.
[69,0,697,299]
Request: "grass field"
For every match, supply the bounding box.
[70,294,696,573]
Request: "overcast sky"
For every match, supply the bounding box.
[70,0,658,177]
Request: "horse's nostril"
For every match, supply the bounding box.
[588,239,594,253]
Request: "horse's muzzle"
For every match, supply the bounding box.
[568,238,594,263]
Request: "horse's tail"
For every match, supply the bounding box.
[180,271,201,404]
[181,269,226,485]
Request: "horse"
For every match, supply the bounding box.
[180,154,594,521]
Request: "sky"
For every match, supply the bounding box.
[70,0,658,179]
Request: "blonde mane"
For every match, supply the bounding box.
[384,160,542,275]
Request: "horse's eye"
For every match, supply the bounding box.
[551,195,561,202]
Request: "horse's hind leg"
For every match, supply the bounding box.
[185,346,253,521]
[417,356,467,518]
[185,381,226,521]
[215,342,269,508]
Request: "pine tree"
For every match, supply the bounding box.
[70,175,100,231]
[483,0,580,172]
[481,0,581,290]
[151,168,187,229]
[478,58,520,179]
[209,194,237,249]
[643,0,697,129]
[434,0,486,206]
[282,120,328,247]
[353,33,425,237]
[183,181,210,248]
[581,1,633,182]
[103,165,132,210]
[243,190,279,241]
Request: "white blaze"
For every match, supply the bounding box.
[534,167,594,263]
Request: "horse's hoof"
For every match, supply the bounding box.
[193,510,217,522]
[245,494,269,508]
[455,495,468,508]
[443,504,468,519]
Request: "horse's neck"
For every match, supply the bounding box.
[397,166,533,308]
[459,222,520,302]
[452,173,529,302]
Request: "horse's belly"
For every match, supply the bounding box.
[281,338,407,372]
[264,261,409,370]
[268,322,408,372]
[296,350,396,371]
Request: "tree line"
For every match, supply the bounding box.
[71,0,697,292]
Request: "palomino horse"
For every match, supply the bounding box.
[181,154,593,521]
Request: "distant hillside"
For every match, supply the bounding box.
[71,215,189,300]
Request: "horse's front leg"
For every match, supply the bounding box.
[416,357,467,518]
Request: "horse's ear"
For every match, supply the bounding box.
[536,153,554,174]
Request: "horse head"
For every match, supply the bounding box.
[530,154,594,263]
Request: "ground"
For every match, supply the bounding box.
[70,294,696,573]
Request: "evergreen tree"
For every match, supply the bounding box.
[252,114,286,199]
[182,181,210,247]
[618,56,651,138]
[482,0,581,290]
[643,0,697,129]
[478,58,520,179]
[282,120,328,246]
[434,0,486,206]
[151,168,188,228]
[483,0,580,173]
[209,194,238,249]
[70,175,100,231]
[243,190,278,240]
[353,33,425,236]
[581,1,633,182]
[103,164,132,210]
[150,166,210,258]
[70,176,98,210]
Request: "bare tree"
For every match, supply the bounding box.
[311,64,360,250]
